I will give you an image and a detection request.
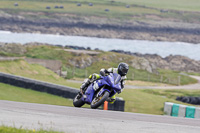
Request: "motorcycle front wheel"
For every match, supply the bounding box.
[91,91,110,109]
[73,93,85,107]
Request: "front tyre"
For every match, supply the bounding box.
[73,93,85,107]
[91,91,110,109]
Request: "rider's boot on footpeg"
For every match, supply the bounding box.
[80,79,91,94]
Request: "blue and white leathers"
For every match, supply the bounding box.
[81,73,122,104]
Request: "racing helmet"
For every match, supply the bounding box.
[118,62,129,76]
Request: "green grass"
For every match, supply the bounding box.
[0,0,160,19]
[0,0,200,21]
[0,60,82,88]
[63,60,198,86]
[0,125,62,133]
[118,89,171,114]
[158,69,197,85]
[1,45,196,86]
[1,0,200,12]
[66,65,198,85]
[115,0,200,11]
[118,89,200,115]
[0,82,73,106]
[0,80,197,115]
[0,59,198,115]
[186,72,200,76]
[0,51,23,57]
[0,81,90,108]
[0,45,199,115]
[143,89,200,99]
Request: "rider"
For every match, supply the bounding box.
[80,62,129,103]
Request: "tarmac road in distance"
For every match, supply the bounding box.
[0,100,200,133]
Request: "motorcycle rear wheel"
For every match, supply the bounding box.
[73,93,85,107]
[91,91,110,109]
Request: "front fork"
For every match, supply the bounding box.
[97,87,110,97]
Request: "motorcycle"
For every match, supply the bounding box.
[73,73,122,109]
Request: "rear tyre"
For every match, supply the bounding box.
[91,91,110,109]
[73,93,85,107]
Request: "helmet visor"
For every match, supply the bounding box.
[121,68,128,75]
[119,66,128,76]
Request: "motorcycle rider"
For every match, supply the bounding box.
[80,62,129,103]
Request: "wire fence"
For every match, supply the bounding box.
[63,68,181,86]
[128,73,181,85]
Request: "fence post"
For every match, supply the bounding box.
[178,76,181,86]
[66,71,68,78]
[85,70,88,78]
[132,73,134,80]
[160,75,163,83]
[59,67,62,76]
[72,65,75,78]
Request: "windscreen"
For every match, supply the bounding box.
[113,73,121,85]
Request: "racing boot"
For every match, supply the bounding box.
[77,91,83,99]
[106,95,116,104]
[80,79,91,94]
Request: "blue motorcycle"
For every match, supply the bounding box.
[73,73,122,109]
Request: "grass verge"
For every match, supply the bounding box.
[0,54,199,115]
[118,89,200,115]
[0,60,82,88]
[0,82,73,106]
[0,125,62,133]
[0,0,200,22]
[0,78,198,115]
[0,82,90,108]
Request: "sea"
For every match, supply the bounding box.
[0,30,200,60]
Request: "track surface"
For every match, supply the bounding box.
[0,100,200,133]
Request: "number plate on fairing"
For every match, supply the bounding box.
[93,81,99,91]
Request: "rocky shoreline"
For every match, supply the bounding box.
[0,10,200,44]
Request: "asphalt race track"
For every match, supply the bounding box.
[0,100,200,133]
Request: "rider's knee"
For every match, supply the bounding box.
[89,74,93,79]
[89,73,101,81]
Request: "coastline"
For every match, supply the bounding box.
[0,10,200,44]
[0,31,200,61]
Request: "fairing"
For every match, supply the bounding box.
[82,73,122,104]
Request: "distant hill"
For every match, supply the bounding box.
[0,0,200,43]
